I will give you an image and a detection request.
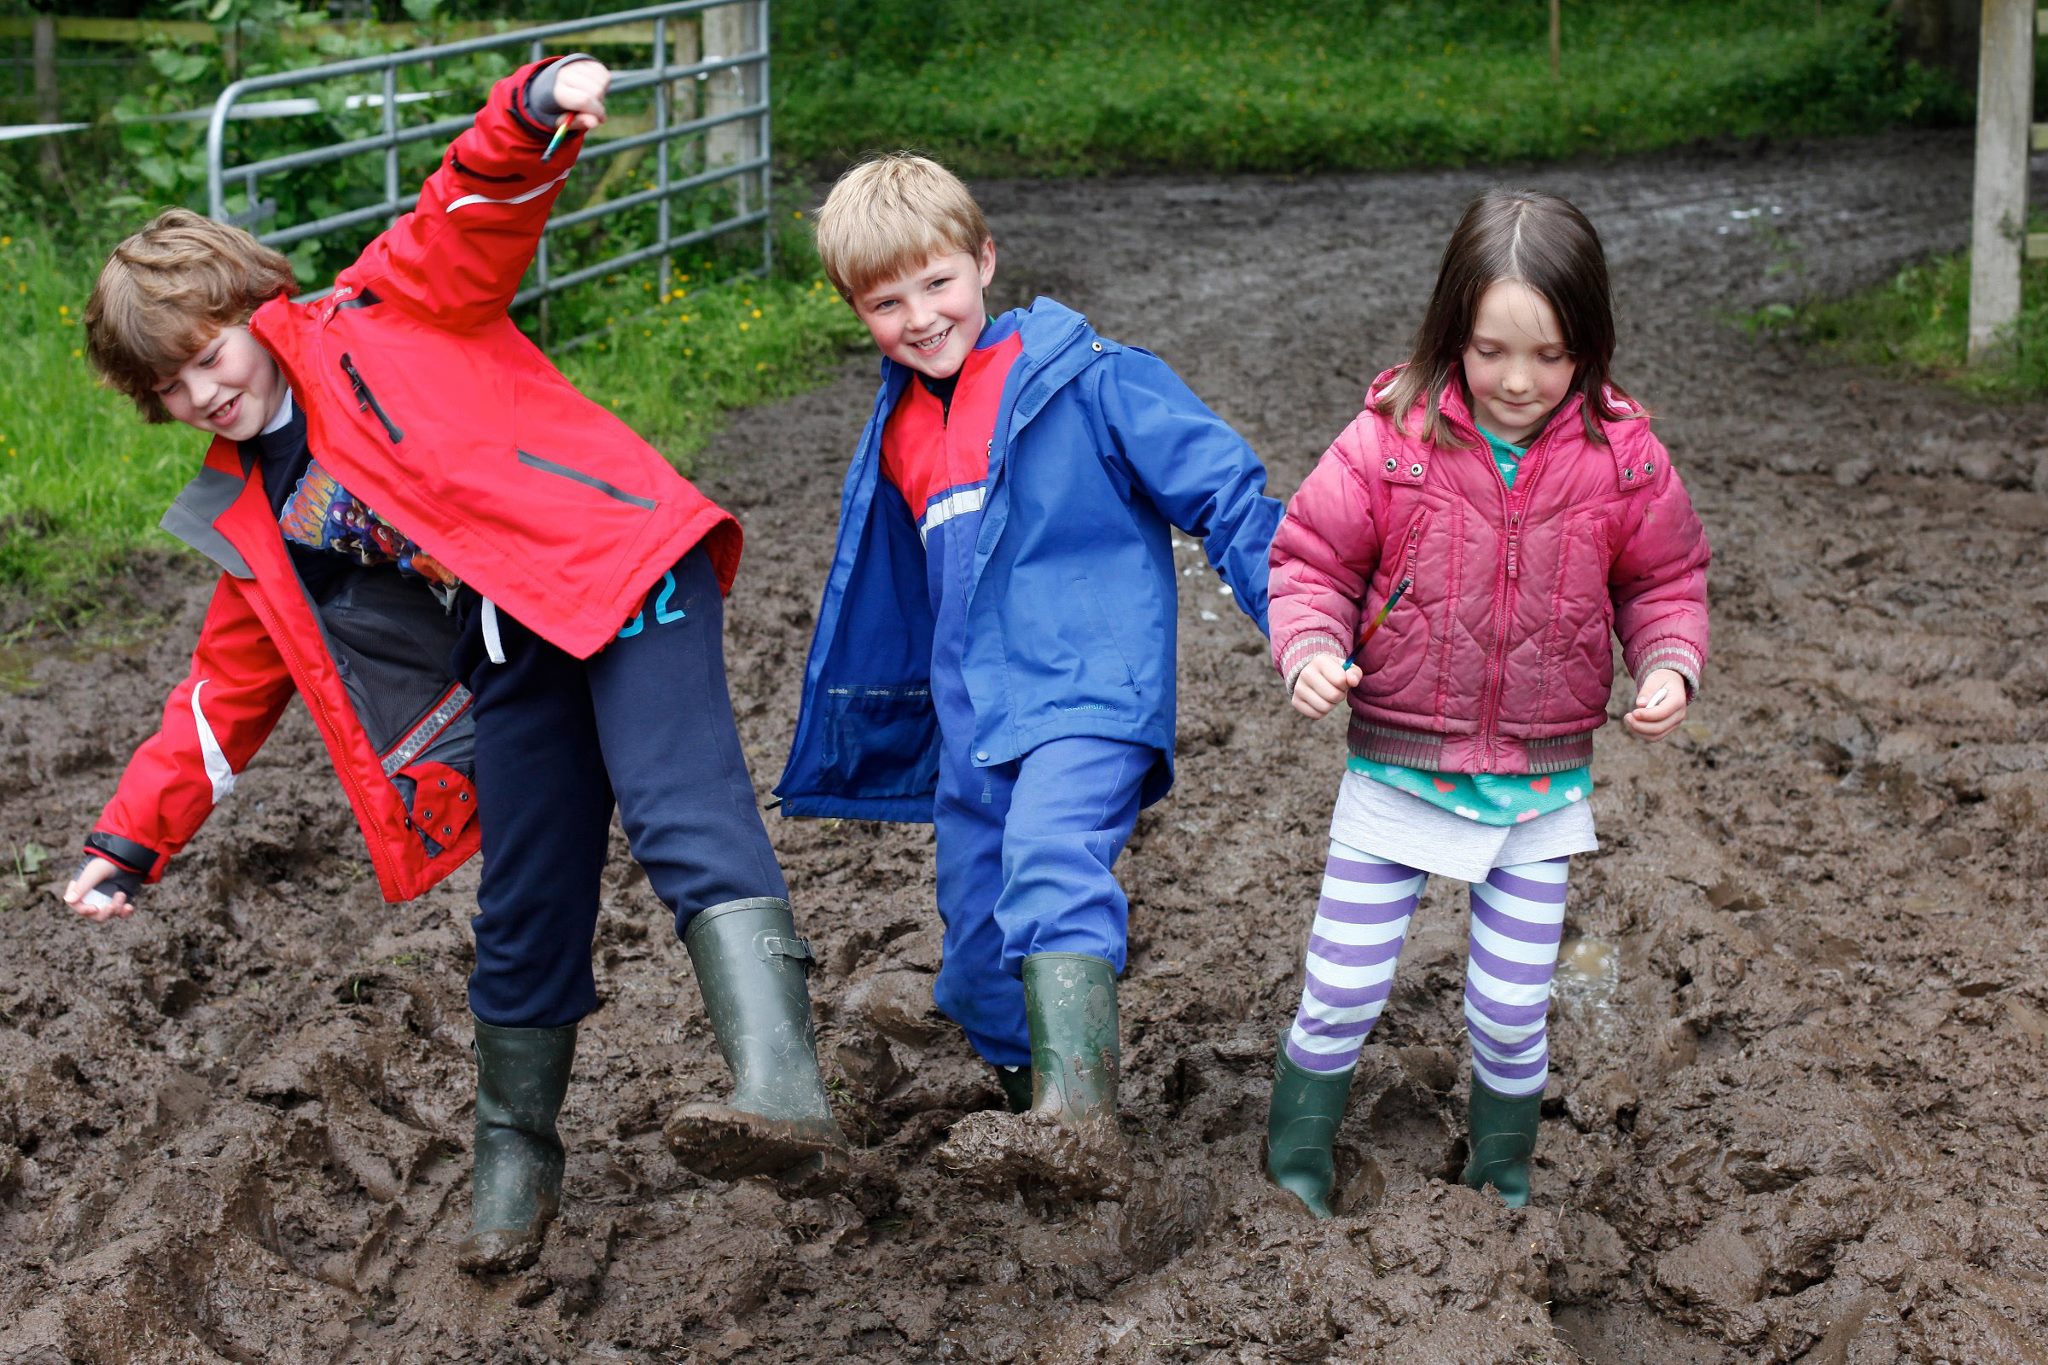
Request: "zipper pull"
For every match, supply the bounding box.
[341,354,371,412]
[339,353,405,442]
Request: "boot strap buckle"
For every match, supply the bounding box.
[754,932,815,968]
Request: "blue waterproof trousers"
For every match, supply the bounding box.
[931,733,1151,1066]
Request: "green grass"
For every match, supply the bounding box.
[1753,223,2048,398]
[0,220,865,634]
[772,0,1964,177]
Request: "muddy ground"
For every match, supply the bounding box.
[4,128,2048,1363]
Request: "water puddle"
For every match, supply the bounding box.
[1554,936,1625,1039]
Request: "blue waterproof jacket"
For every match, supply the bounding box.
[775,299,1282,822]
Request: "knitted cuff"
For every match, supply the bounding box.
[1632,640,1703,699]
[1281,633,1346,694]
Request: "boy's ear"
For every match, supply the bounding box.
[977,236,997,288]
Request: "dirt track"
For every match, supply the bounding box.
[5,128,2048,1363]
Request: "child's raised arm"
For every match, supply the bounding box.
[343,57,611,331]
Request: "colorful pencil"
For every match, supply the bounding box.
[542,113,572,161]
[1343,575,1412,670]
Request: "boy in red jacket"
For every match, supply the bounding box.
[63,56,845,1272]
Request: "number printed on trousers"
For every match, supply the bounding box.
[617,570,688,639]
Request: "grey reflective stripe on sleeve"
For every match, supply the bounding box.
[160,467,254,579]
[481,598,506,664]
[516,450,658,509]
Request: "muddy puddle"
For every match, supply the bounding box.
[4,128,2047,1362]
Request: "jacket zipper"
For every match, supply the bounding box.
[339,353,405,443]
[1478,421,1554,763]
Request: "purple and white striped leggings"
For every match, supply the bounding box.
[1284,839,1568,1097]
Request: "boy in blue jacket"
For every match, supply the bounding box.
[777,154,1281,1190]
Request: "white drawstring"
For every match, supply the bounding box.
[481,598,506,664]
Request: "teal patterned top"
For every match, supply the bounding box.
[1348,424,1594,826]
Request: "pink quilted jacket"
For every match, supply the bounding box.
[1270,367,1710,775]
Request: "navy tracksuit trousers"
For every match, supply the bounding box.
[456,546,786,1028]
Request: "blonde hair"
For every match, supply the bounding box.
[813,153,991,302]
[85,208,295,423]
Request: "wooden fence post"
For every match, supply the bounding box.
[32,13,62,184]
[1966,0,2035,363]
[705,1,753,218]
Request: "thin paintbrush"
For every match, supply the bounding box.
[1343,575,1412,670]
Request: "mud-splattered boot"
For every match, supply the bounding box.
[458,1018,577,1274]
[1022,952,1121,1123]
[663,897,849,1187]
[935,952,1132,1201]
[1266,1036,1355,1219]
[1460,1078,1542,1208]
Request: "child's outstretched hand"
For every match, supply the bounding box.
[1624,667,1688,741]
[1292,654,1363,720]
[553,58,611,133]
[62,856,136,923]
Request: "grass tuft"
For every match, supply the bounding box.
[1752,222,2048,399]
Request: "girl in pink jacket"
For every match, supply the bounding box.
[1263,189,1710,1217]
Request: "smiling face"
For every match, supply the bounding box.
[153,324,283,441]
[1460,280,1577,446]
[849,239,996,381]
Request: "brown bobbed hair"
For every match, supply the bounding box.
[84,208,295,424]
[1376,188,1637,449]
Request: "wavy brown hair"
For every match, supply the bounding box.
[84,208,295,424]
[1376,188,1636,449]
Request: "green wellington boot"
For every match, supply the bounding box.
[1460,1078,1542,1208]
[664,897,849,1183]
[1266,1036,1356,1219]
[458,1018,577,1274]
[993,1064,1034,1113]
[1022,952,1120,1123]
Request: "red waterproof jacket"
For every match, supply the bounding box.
[1269,367,1710,775]
[85,60,741,902]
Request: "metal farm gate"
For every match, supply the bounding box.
[204,1,771,339]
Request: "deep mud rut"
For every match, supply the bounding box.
[5,129,2048,1364]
